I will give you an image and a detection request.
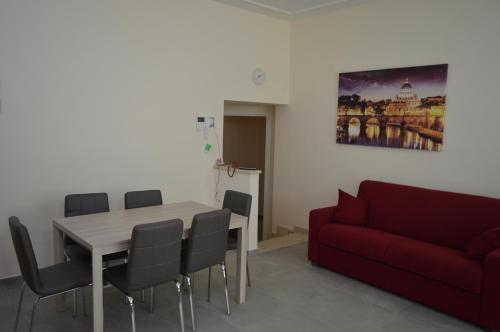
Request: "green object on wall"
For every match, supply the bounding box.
[204,143,212,152]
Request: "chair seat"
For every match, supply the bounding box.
[37,261,92,297]
[104,263,172,295]
[66,244,128,264]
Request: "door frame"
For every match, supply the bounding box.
[223,102,275,241]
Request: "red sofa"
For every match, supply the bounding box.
[309,180,500,331]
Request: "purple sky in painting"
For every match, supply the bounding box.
[339,64,448,101]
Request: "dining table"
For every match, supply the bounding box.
[53,201,248,332]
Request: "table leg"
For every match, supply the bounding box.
[235,222,248,304]
[92,248,103,332]
[53,226,66,311]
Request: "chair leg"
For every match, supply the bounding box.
[246,260,251,288]
[221,262,231,315]
[149,287,155,314]
[82,287,88,317]
[191,273,195,292]
[72,289,78,318]
[14,282,26,332]
[29,297,40,332]
[175,281,185,332]
[207,267,211,303]
[185,275,196,331]
[126,296,136,332]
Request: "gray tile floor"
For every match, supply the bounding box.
[0,243,485,332]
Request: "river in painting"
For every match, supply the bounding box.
[336,120,442,152]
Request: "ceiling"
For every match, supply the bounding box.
[214,0,372,19]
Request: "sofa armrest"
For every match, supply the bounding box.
[308,206,336,264]
[480,248,500,330]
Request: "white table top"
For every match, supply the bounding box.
[53,201,246,252]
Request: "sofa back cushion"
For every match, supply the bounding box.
[358,180,500,250]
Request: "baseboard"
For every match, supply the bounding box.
[0,274,22,284]
[276,225,292,236]
[274,224,308,235]
[248,248,260,256]
[293,226,309,234]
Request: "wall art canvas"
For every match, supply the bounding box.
[336,64,448,151]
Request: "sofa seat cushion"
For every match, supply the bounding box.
[318,223,408,262]
[385,240,483,294]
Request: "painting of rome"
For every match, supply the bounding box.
[336,64,448,151]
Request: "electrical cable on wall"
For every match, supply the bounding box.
[227,165,236,178]
[213,127,223,205]
[203,121,235,205]
[227,161,238,178]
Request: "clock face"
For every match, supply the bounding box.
[253,68,266,86]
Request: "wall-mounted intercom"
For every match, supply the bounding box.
[196,116,215,131]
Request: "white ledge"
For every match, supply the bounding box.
[214,165,262,175]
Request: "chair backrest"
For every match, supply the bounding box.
[8,217,42,293]
[184,209,231,273]
[222,190,252,219]
[124,190,163,210]
[64,193,110,246]
[126,219,183,291]
[64,193,110,217]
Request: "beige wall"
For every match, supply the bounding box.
[273,0,500,231]
[0,0,290,279]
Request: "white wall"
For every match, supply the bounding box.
[0,0,290,279]
[273,0,500,231]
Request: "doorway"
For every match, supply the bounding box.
[223,101,275,241]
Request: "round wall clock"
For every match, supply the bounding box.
[252,68,266,86]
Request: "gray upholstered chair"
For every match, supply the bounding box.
[124,190,162,210]
[181,209,231,331]
[124,189,163,312]
[9,216,92,332]
[64,193,128,264]
[217,190,252,290]
[103,219,185,332]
